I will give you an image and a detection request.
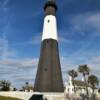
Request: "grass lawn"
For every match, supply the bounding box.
[0,96,22,100]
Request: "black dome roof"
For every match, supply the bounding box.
[44,1,58,11]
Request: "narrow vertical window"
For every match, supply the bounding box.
[47,20,50,23]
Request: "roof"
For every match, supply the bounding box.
[72,80,90,87]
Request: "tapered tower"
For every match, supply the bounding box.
[34,0,64,92]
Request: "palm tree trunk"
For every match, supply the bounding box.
[83,74,89,96]
[72,78,76,93]
[92,86,95,96]
[92,88,94,95]
[92,88,96,100]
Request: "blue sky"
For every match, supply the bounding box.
[0,0,100,88]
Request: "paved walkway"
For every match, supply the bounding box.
[0,92,64,100]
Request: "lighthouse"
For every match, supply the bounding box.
[34,0,64,92]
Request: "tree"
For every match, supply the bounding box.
[0,80,11,91]
[68,69,78,92]
[88,75,99,95]
[78,64,90,95]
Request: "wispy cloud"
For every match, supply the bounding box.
[32,35,41,44]
[59,36,72,44]
[12,35,73,46]
[60,55,100,82]
[0,35,15,60]
[0,0,9,9]
[11,35,41,46]
[60,56,78,81]
[0,57,38,87]
[69,12,100,36]
[2,0,9,7]
[87,56,100,70]
[0,58,38,67]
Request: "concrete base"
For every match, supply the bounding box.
[0,92,64,100]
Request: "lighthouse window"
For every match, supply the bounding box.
[47,20,50,23]
[44,68,47,71]
[47,40,48,43]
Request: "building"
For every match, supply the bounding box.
[65,76,99,96]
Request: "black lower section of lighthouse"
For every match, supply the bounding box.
[34,39,64,92]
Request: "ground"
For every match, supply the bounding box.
[0,96,22,100]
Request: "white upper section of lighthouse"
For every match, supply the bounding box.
[42,15,58,41]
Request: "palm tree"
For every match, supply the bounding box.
[78,64,90,95]
[68,69,78,92]
[88,75,99,95]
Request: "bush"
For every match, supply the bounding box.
[0,80,11,91]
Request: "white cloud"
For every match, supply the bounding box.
[70,12,100,36]
[87,56,100,70]
[0,35,15,60]
[12,35,41,46]
[60,56,78,81]
[90,56,100,63]
[87,14,100,30]
[32,35,41,44]
[59,37,72,44]
[2,0,9,7]
[0,57,38,86]
[20,58,38,67]
[60,56,75,70]
[0,58,38,67]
